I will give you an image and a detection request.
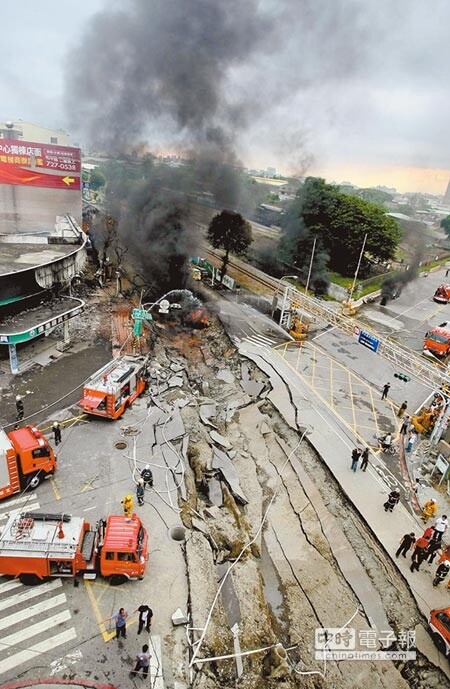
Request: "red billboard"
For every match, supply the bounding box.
[0,140,81,190]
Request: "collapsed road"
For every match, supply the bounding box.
[0,289,448,689]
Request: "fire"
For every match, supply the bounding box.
[187,307,209,328]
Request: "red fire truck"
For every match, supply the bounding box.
[79,355,149,419]
[0,425,57,500]
[433,284,450,304]
[0,511,148,585]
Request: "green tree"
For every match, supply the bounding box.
[281,177,401,284]
[441,215,450,237]
[89,168,106,190]
[207,210,253,283]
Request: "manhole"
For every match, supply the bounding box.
[169,526,186,542]
[114,440,128,450]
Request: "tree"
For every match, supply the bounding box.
[281,177,401,284]
[89,168,106,190]
[206,210,253,283]
[441,215,450,237]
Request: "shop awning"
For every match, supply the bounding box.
[81,393,106,409]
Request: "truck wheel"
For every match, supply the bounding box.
[26,473,41,490]
[19,574,41,586]
[109,574,127,586]
[432,632,447,656]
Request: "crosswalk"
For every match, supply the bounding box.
[237,333,278,349]
[0,495,77,678]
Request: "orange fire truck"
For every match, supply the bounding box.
[0,511,148,585]
[0,425,57,500]
[79,355,149,419]
[433,284,450,304]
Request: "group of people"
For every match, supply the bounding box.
[395,520,450,585]
[121,465,154,516]
[102,604,154,678]
[350,447,370,472]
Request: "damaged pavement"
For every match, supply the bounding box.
[3,299,448,689]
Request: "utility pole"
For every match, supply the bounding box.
[348,233,368,304]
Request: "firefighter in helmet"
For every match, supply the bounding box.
[121,494,134,518]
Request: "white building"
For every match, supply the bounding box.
[0,120,70,146]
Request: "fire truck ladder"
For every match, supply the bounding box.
[11,516,34,540]
[279,285,450,391]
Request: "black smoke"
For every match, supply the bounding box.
[380,241,424,305]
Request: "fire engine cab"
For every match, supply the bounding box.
[434,284,450,304]
[79,355,148,419]
[0,511,148,585]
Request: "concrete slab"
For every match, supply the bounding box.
[209,430,232,450]
[212,447,248,505]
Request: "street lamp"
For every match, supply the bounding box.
[271,275,298,319]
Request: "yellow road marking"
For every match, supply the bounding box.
[84,579,115,642]
[50,477,61,501]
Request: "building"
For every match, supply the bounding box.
[443,180,450,205]
[0,123,86,374]
[0,120,70,146]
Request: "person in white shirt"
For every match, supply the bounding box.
[432,515,449,542]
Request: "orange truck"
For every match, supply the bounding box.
[0,425,56,500]
[433,284,450,304]
[429,607,450,657]
[423,324,450,358]
[0,511,148,586]
[79,355,149,419]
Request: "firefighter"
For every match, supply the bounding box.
[121,494,134,518]
[141,465,154,488]
[384,489,400,512]
[421,498,437,524]
[136,479,145,506]
[433,561,450,588]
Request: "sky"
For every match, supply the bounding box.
[1,0,449,195]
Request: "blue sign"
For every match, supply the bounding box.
[358,329,379,353]
[82,181,90,190]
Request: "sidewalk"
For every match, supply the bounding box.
[240,340,450,674]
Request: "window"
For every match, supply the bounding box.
[32,447,50,459]
[117,552,135,562]
[437,612,450,633]
[105,552,115,560]
[50,137,58,144]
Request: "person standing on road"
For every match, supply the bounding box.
[140,464,154,488]
[425,539,442,564]
[421,498,437,524]
[103,608,128,639]
[136,479,145,506]
[431,515,449,542]
[381,383,391,400]
[15,395,24,421]
[395,532,415,558]
[134,604,153,634]
[405,430,417,453]
[433,561,450,587]
[397,401,408,418]
[410,536,429,572]
[129,644,151,679]
[384,489,400,512]
[360,447,369,472]
[52,421,62,446]
[399,416,410,436]
[351,448,361,472]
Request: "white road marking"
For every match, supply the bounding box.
[0,628,77,675]
[0,610,72,650]
[0,593,67,631]
[0,503,40,522]
[0,579,62,612]
[0,579,23,594]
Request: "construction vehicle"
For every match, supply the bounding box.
[79,355,148,419]
[423,324,450,358]
[433,284,450,304]
[411,408,438,435]
[429,607,450,656]
[0,511,148,586]
[0,425,56,500]
[289,319,309,341]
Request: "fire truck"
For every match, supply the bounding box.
[423,323,450,358]
[0,511,148,586]
[79,355,149,419]
[0,425,57,500]
[433,284,450,304]
[429,607,450,656]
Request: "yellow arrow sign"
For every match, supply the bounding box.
[62,176,75,186]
